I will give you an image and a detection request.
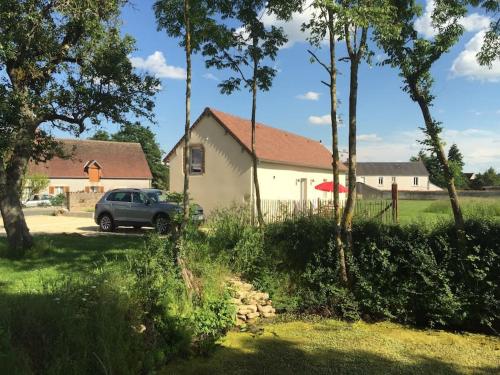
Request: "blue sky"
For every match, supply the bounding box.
[86,0,500,172]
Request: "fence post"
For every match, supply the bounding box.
[391,183,398,223]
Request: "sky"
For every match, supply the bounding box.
[83,0,500,173]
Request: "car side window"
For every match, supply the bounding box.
[132,192,147,204]
[107,192,131,202]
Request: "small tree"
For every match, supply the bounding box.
[0,0,158,257]
[303,0,347,285]
[203,0,291,227]
[155,0,225,230]
[21,173,50,199]
[375,0,466,238]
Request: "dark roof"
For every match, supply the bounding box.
[165,108,346,171]
[28,139,152,179]
[357,161,429,176]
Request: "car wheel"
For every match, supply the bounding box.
[99,214,115,232]
[155,214,170,235]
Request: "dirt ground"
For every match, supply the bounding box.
[0,208,151,236]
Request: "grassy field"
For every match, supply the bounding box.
[397,198,500,225]
[0,234,143,294]
[165,319,500,375]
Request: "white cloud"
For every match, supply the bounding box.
[297,91,320,101]
[450,31,500,81]
[203,73,219,81]
[414,0,491,38]
[129,51,186,79]
[261,0,316,48]
[357,133,382,142]
[356,127,500,171]
[308,114,331,125]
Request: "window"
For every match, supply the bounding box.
[54,186,65,195]
[189,145,204,175]
[107,192,131,202]
[413,177,419,186]
[132,192,148,204]
[378,177,384,185]
[391,177,396,183]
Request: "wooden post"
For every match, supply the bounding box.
[391,183,398,223]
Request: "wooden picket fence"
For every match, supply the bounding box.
[259,198,396,224]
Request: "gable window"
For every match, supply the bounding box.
[413,177,419,186]
[189,145,204,175]
[378,177,384,185]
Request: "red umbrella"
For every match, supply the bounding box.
[314,181,348,193]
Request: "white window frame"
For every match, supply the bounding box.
[378,177,384,186]
[392,176,396,183]
[413,177,419,186]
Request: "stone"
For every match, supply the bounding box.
[246,312,260,319]
[253,292,269,301]
[237,314,247,321]
[229,298,241,305]
[262,312,276,318]
[257,305,274,314]
[236,318,246,326]
[240,283,253,291]
[239,304,258,313]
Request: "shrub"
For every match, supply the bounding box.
[49,193,66,207]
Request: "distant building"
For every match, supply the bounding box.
[165,108,347,213]
[356,161,442,192]
[28,139,152,195]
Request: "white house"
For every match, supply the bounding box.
[356,162,442,192]
[28,139,152,195]
[165,108,347,214]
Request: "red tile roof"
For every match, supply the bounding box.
[28,139,152,179]
[167,108,345,171]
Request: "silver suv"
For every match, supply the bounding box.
[94,188,203,234]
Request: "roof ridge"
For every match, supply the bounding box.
[208,108,327,146]
[57,138,142,146]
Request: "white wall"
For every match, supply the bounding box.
[42,178,151,194]
[258,162,347,202]
[168,115,253,214]
[357,175,441,191]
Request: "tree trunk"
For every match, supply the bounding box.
[412,86,465,238]
[251,37,264,227]
[182,0,192,231]
[328,9,347,287]
[0,153,33,258]
[341,56,359,251]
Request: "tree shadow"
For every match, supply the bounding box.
[164,332,500,375]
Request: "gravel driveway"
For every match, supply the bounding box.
[0,209,151,236]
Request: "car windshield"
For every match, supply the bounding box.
[146,191,169,203]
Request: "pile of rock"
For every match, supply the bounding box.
[227,277,276,326]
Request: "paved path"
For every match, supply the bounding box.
[0,211,152,237]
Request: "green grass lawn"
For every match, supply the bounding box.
[164,319,500,375]
[397,198,500,225]
[0,234,143,294]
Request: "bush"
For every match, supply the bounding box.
[206,208,499,333]
[49,193,66,207]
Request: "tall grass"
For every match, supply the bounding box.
[424,199,500,217]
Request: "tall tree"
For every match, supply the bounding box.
[303,0,347,285]
[375,0,467,238]
[90,124,169,189]
[155,0,225,230]
[0,0,158,257]
[448,143,467,189]
[203,0,292,227]
[339,0,394,254]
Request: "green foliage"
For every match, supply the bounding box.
[49,193,66,207]
[470,167,500,189]
[411,144,468,189]
[21,173,50,196]
[206,207,499,333]
[0,272,145,374]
